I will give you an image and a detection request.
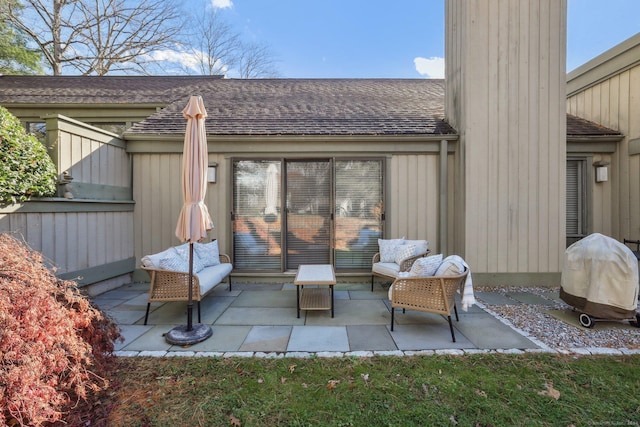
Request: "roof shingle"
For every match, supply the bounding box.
[0,75,223,105]
[0,76,621,138]
[125,79,455,136]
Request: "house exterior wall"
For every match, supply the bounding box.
[567,33,640,241]
[446,0,567,285]
[131,151,230,278]
[0,116,135,293]
[128,136,456,281]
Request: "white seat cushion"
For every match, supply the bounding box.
[372,261,401,278]
[195,263,233,295]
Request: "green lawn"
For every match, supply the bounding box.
[99,353,640,426]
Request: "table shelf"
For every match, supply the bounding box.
[300,288,332,310]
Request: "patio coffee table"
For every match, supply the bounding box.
[294,264,336,318]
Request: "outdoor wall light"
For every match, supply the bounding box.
[593,160,610,183]
[207,162,218,183]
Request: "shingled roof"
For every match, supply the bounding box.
[0,75,223,105]
[0,76,621,138]
[566,114,622,137]
[124,79,455,137]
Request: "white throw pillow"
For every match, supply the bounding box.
[159,253,190,272]
[140,247,174,268]
[171,244,206,273]
[434,255,465,276]
[378,238,405,263]
[410,254,443,277]
[194,240,221,267]
[394,244,416,265]
[403,239,429,256]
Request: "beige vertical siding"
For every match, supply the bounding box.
[446,0,567,277]
[0,210,133,275]
[49,115,129,188]
[133,153,229,264]
[568,61,640,239]
[388,155,440,252]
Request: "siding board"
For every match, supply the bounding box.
[447,0,566,277]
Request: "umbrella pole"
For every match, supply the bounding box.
[187,242,194,331]
[165,241,212,345]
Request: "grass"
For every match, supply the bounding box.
[94,353,640,426]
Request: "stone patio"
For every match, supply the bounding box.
[91,281,550,357]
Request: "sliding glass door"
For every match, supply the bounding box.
[232,158,384,272]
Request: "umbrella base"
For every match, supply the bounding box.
[165,323,213,346]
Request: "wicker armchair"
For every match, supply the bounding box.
[371,251,428,291]
[389,269,468,342]
[142,254,232,325]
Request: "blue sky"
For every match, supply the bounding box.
[206,0,640,78]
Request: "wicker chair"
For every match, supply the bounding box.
[371,251,428,291]
[389,269,468,342]
[142,254,232,325]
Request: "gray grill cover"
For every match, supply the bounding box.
[560,233,639,319]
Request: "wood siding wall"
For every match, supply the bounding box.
[0,208,133,274]
[388,154,453,254]
[446,0,567,279]
[0,116,134,288]
[133,153,230,267]
[46,115,131,200]
[567,56,640,240]
[132,151,444,270]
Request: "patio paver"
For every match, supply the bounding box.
[95,281,547,354]
[287,326,349,352]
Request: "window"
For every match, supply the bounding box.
[566,158,588,247]
[26,122,46,144]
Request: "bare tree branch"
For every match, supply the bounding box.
[2,0,183,75]
[236,40,280,79]
[178,6,279,78]
[72,0,183,75]
[1,0,279,77]
[184,8,240,75]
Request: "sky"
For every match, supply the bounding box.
[203,0,640,79]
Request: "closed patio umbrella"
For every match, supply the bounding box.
[166,95,214,345]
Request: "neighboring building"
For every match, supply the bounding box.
[567,32,640,247]
[0,1,632,291]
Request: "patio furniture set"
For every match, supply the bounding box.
[140,237,474,342]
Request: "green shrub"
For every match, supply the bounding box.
[0,106,57,204]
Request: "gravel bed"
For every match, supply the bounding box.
[476,287,640,350]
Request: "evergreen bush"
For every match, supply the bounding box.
[0,106,57,205]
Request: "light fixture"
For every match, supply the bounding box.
[207,162,218,183]
[593,160,610,183]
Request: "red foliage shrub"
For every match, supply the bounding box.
[0,233,121,426]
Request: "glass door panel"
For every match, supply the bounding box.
[285,160,331,269]
[232,160,282,271]
[334,159,384,270]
